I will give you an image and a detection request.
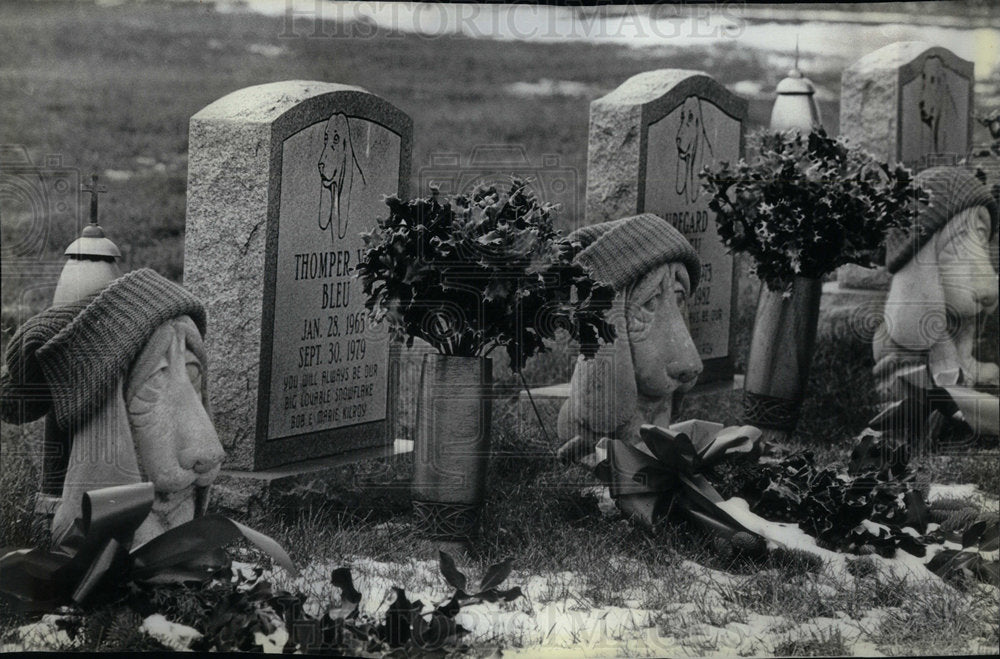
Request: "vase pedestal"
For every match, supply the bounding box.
[743,277,823,444]
[412,354,492,550]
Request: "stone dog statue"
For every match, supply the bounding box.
[557,213,703,462]
[873,166,999,441]
[0,269,225,547]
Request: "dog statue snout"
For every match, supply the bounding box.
[179,441,224,474]
[668,360,702,386]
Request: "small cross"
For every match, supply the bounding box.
[82,174,107,225]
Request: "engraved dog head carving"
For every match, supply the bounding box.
[318,112,367,242]
[557,215,702,462]
[53,315,225,548]
[675,96,714,204]
[917,56,957,154]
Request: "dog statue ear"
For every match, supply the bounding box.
[186,318,216,519]
[695,98,712,173]
[883,237,948,352]
[558,294,637,445]
[675,142,687,198]
[51,378,142,549]
[337,117,354,240]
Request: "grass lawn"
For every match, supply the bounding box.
[1,1,998,655]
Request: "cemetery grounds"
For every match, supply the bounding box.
[1,1,998,655]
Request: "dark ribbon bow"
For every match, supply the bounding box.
[0,483,297,613]
[598,420,765,546]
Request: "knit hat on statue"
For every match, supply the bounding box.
[885,166,998,273]
[568,213,701,292]
[0,268,206,429]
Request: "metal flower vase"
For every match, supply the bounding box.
[742,276,823,443]
[412,353,492,549]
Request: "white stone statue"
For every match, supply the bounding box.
[557,213,703,461]
[874,166,999,439]
[1,269,225,547]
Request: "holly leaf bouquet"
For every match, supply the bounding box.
[699,127,928,292]
[356,178,616,372]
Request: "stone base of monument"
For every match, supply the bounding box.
[817,280,888,343]
[518,376,745,438]
[35,439,417,521]
[198,439,415,520]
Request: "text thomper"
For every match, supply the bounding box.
[293,250,353,280]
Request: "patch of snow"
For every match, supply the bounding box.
[247,43,287,57]
[254,623,289,653]
[1,615,81,652]
[929,483,980,501]
[506,79,595,97]
[928,483,999,514]
[140,614,202,652]
[716,498,942,586]
[731,79,766,99]
[103,169,133,182]
[256,526,995,657]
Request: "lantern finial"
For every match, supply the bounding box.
[769,41,822,133]
[53,172,122,306]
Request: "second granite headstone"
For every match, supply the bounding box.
[835,42,974,296]
[587,69,747,384]
[825,42,976,343]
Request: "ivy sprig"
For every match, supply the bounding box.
[699,127,928,292]
[356,178,616,372]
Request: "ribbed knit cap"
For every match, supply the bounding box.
[885,166,998,273]
[568,213,700,292]
[0,268,206,429]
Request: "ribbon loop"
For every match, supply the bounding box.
[0,485,297,614]
[600,420,766,549]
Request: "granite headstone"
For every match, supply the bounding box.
[185,81,411,470]
[840,41,973,171]
[586,70,746,383]
[837,41,974,292]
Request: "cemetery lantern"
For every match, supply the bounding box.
[737,60,824,446]
[42,174,122,499]
[769,53,822,133]
[53,174,121,305]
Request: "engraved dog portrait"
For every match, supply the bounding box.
[917,56,959,155]
[675,96,714,204]
[318,112,367,242]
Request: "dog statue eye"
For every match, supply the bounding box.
[186,361,202,391]
[977,223,991,243]
[674,288,687,309]
[332,132,340,145]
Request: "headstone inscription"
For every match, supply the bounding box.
[185,81,412,470]
[586,70,747,383]
[836,41,974,293]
